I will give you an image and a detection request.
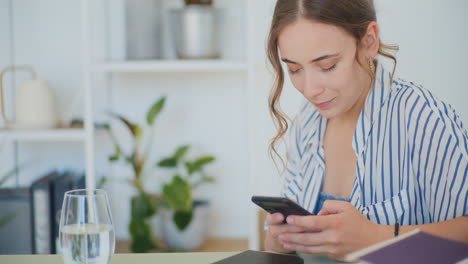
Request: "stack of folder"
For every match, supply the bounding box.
[0,170,84,254]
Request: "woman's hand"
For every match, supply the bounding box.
[264,212,305,253]
[278,200,390,260]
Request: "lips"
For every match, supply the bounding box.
[314,98,335,110]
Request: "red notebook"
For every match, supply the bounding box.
[346,229,468,264]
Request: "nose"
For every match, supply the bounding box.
[302,70,325,99]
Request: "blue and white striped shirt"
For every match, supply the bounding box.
[283,62,468,225]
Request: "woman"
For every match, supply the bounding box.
[264,0,468,260]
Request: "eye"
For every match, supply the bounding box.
[322,64,337,72]
[288,68,301,75]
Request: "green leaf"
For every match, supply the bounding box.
[97,177,107,189]
[186,156,215,175]
[162,175,192,212]
[157,157,178,168]
[174,145,190,161]
[200,176,216,184]
[0,212,16,228]
[146,96,166,125]
[131,192,157,218]
[108,112,139,137]
[134,125,144,140]
[173,210,193,231]
[192,175,216,190]
[95,122,110,130]
[108,145,121,161]
[129,219,156,253]
[126,155,134,165]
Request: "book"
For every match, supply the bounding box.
[30,171,59,254]
[50,171,75,253]
[51,170,85,253]
[211,250,304,264]
[345,229,468,264]
[0,187,34,254]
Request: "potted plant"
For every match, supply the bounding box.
[106,96,166,253]
[170,0,220,59]
[157,145,216,250]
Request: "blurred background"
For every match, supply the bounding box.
[0,0,466,255]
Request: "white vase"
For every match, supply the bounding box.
[170,6,220,59]
[103,164,136,240]
[160,200,210,251]
[125,0,163,60]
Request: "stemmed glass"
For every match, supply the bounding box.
[59,189,115,264]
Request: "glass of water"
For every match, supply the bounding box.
[59,189,115,264]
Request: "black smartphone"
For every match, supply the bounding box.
[251,195,312,223]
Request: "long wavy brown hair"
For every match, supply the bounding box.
[267,0,398,170]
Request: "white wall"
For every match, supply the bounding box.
[375,0,468,121]
[1,0,467,241]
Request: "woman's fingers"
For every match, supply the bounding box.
[278,230,332,247]
[269,223,305,238]
[286,214,331,231]
[266,212,284,224]
[282,243,330,255]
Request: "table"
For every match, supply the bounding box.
[115,238,249,253]
[0,252,344,264]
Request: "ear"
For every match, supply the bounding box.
[361,21,380,58]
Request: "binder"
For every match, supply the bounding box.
[0,170,86,254]
[50,170,85,253]
[0,187,33,254]
[30,171,59,254]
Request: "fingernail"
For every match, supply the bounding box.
[287,216,294,224]
[283,244,292,249]
[276,214,284,222]
[278,234,284,240]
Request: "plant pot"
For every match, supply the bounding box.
[170,5,220,59]
[103,174,136,240]
[125,0,163,60]
[160,200,210,251]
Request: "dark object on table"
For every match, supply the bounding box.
[211,250,304,264]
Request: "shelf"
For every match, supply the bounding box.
[0,128,86,142]
[90,60,248,73]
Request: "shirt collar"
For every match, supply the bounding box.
[352,62,393,156]
[304,62,393,155]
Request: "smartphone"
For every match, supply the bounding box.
[251,195,312,223]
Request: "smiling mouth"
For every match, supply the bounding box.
[314,98,335,109]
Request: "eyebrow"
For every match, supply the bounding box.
[281,53,340,64]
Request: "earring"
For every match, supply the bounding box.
[368,58,375,74]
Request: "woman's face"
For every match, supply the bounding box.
[278,19,370,119]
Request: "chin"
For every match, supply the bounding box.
[316,108,336,119]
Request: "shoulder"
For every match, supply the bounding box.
[390,78,464,127]
[391,77,468,153]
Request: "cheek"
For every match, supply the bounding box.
[332,65,358,95]
[289,74,304,93]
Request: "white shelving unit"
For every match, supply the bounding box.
[90,60,248,73]
[0,129,86,142]
[79,0,261,249]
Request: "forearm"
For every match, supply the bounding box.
[376,216,468,243]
